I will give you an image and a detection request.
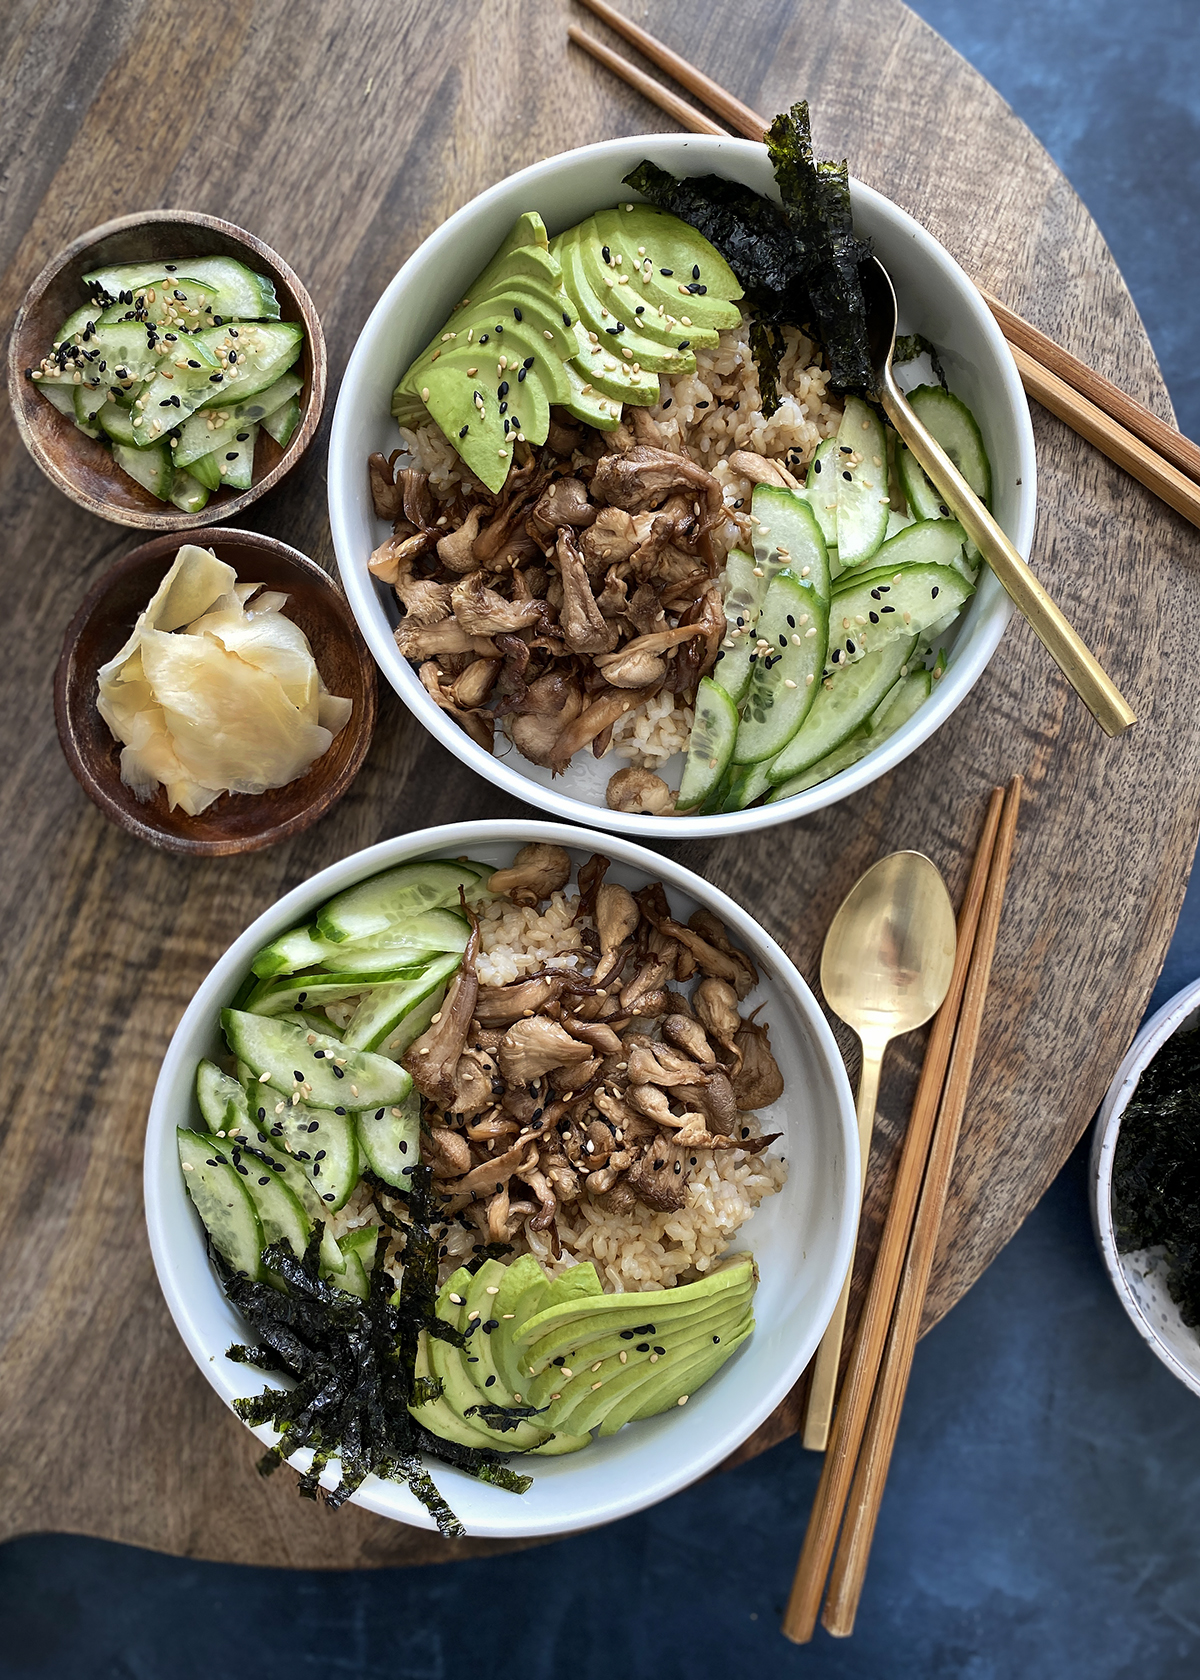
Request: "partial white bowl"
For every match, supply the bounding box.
[328,135,1037,838]
[145,820,859,1537]
[1090,977,1200,1400]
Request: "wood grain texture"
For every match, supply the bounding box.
[1,0,1196,1568]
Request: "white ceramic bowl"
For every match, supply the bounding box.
[328,135,1037,838]
[1090,977,1200,1400]
[145,820,859,1537]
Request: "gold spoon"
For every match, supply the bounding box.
[861,257,1135,738]
[802,851,957,1451]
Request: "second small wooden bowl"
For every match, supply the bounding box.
[55,531,376,855]
[8,210,326,530]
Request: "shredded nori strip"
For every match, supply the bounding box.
[1113,1029,1200,1328]
[624,101,875,407]
[464,1400,548,1433]
[218,1165,530,1535]
[463,1241,515,1275]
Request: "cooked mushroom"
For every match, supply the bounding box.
[417,662,495,752]
[441,1139,538,1206]
[625,1134,689,1212]
[591,444,722,521]
[634,885,754,993]
[672,1071,739,1136]
[554,528,619,655]
[581,506,644,570]
[593,621,707,689]
[595,882,639,958]
[368,452,405,521]
[730,1012,785,1110]
[727,449,802,491]
[487,842,571,906]
[606,767,675,815]
[403,908,480,1105]
[662,1013,717,1068]
[450,658,501,709]
[625,1040,708,1088]
[424,1125,472,1178]
[688,909,759,997]
[450,572,547,636]
[693,977,744,1070]
[474,972,567,1024]
[436,506,485,573]
[497,1017,595,1084]
[507,672,586,769]
[531,476,597,534]
[395,618,496,659]
[548,685,658,775]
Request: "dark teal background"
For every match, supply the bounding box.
[6,4,1200,1674]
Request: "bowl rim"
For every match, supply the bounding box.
[327,133,1036,839]
[7,208,327,531]
[54,526,377,856]
[143,817,861,1537]
[1089,974,1200,1400]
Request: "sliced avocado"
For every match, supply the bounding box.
[592,204,744,330]
[515,1255,755,1369]
[523,1288,748,1410]
[607,1314,754,1432]
[409,1328,505,1451]
[556,224,701,373]
[572,220,719,353]
[463,1261,593,1455]
[568,319,660,406]
[491,1260,555,1395]
[560,358,622,430]
[459,210,552,303]
[543,1299,751,1435]
[426,1268,551,1451]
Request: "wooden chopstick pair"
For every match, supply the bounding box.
[571,0,1200,530]
[782,777,1022,1641]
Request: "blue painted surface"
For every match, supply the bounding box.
[5,4,1200,1674]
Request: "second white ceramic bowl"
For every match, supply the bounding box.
[328,136,1036,837]
[1091,978,1200,1401]
[145,820,859,1537]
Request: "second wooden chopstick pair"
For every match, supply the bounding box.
[783,777,1023,1640]
[571,0,1200,526]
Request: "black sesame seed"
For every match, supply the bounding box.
[459,425,469,437]
[620,1330,636,1340]
[307,1121,320,1134]
[315,1149,326,1161]
[236,431,249,441]
[332,1065,345,1079]
[787,615,796,628]
[375,1108,385,1120]
[498,380,509,396]
[313,1049,325,1059]
[553,1356,566,1366]
[847,639,856,653]
[517,367,526,381]
[605,326,620,335]
[602,245,612,264]
[334,1105,347,1116]
[562,311,571,327]
[653,1346,666,1356]
[662,397,672,409]
[635,305,645,314]
[258,1176,270,1186]
[741,1126,751,1139]
[696,399,709,408]
[209,373,223,382]
[229,328,239,338]
[225,450,238,459]
[932,586,940,598]
[882,604,895,613]
[636,1343,650,1353]
[312,1163,321,1176]
[187,359,201,369]
[293,1070,304,1082]
[323,1193,335,1202]
[842,469,853,481]
[678,341,690,350]
[779,635,788,648]
[713,1335,721,1344]
[692,264,701,279]
[813,458,822,473]
[841,444,853,454]
[165,264,177,272]
[869,611,879,623]
[479,333,489,344]
[660,267,673,275]
[485,1374,496,1387]
[257,1108,266,1121]
[494,323,503,333]
[513,306,522,322]
[483,1319,498,1333]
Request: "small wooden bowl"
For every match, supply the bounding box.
[55,531,377,855]
[8,210,326,529]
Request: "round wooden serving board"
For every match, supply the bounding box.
[1,0,1196,1569]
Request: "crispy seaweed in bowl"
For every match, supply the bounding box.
[328,131,1035,838]
[145,821,858,1538]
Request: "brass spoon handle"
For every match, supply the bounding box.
[802,1039,885,1451]
[880,370,1136,738]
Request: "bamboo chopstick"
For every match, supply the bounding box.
[781,786,1005,1643]
[820,776,1023,1637]
[568,12,1200,498]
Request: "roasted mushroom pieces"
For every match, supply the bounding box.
[419,873,785,1249]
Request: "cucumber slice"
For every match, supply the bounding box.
[834,396,889,568]
[96,277,220,331]
[325,1244,369,1299]
[318,910,471,974]
[803,438,840,546]
[95,400,138,445]
[210,423,257,491]
[341,1225,382,1273]
[84,255,281,321]
[317,860,484,944]
[342,952,461,1052]
[375,980,447,1059]
[827,563,971,667]
[187,452,222,492]
[262,395,301,449]
[721,756,775,812]
[716,549,765,706]
[243,1085,361,1211]
[870,517,967,572]
[174,372,303,466]
[732,569,829,763]
[193,322,303,410]
[36,383,78,417]
[897,443,947,522]
[74,380,113,423]
[769,668,933,799]
[221,1009,412,1112]
[177,1128,263,1279]
[112,440,172,500]
[677,678,739,810]
[231,1136,311,1258]
[250,924,329,979]
[356,1086,421,1188]
[226,1082,340,1247]
[245,969,421,1017]
[196,1059,248,1132]
[135,338,224,443]
[51,303,104,348]
[908,385,992,504]
[767,637,917,783]
[751,483,831,606]
[170,468,210,514]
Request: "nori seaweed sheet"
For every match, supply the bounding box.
[218,1164,531,1536]
[1112,1028,1200,1327]
[623,100,874,406]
